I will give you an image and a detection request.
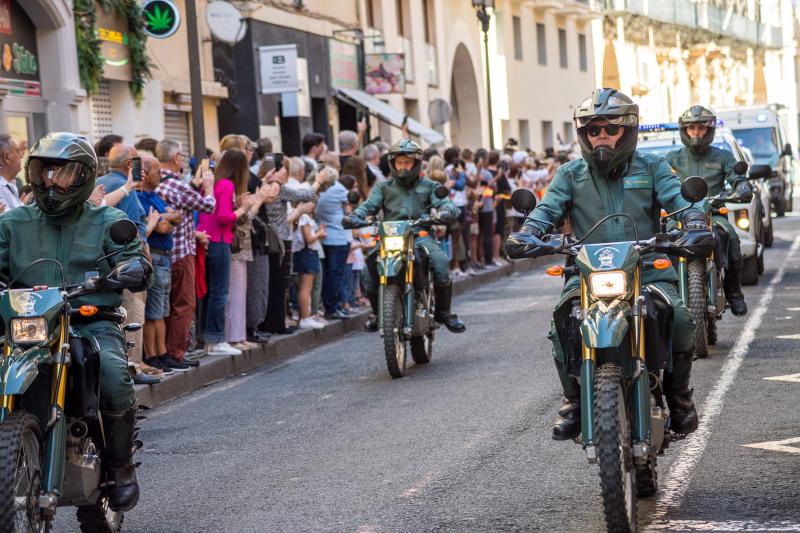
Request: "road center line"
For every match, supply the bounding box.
[649,235,800,523]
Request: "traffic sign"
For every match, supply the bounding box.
[142,0,181,39]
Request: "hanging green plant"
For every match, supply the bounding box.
[74,0,152,105]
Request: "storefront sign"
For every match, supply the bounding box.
[96,1,132,81]
[259,44,299,95]
[0,0,41,97]
[142,0,181,39]
[329,40,360,90]
[365,53,405,94]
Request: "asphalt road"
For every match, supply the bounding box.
[57,215,800,533]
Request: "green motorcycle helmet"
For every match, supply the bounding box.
[679,105,716,155]
[26,132,97,217]
[387,138,423,188]
[574,88,639,177]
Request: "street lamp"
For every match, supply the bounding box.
[472,0,495,150]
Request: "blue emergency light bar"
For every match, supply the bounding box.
[639,119,724,133]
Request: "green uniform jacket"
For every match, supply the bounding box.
[664,146,744,195]
[354,177,459,222]
[0,203,149,308]
[523,152,704,284]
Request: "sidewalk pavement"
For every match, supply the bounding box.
[135,258,546,407]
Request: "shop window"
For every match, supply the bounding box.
[519,119,530,150]
[164,110,192,154]
[542,120,553,150]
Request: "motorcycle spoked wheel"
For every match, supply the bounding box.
[382,284,407,379]
[0,411,44,533]
[410,285,434,365]
[76,498,123,533]
[687,260,708,359]
[595,364,638,533]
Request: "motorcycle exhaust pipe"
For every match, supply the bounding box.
[69,420,89,439]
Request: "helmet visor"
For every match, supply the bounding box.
[28,159,86,193]
[575,114,638,129]
[681,119,716,128]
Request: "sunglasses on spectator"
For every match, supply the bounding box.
[586,124,622,137]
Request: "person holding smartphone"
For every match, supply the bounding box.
[96,144,147,236]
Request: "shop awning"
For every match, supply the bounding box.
[335,88,445,145]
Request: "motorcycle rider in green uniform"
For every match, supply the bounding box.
[0,132,152,511]
[510,89,708,440]
[343,139,466,334]
[665,105,750,316]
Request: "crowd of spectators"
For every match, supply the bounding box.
[0,125,575,385]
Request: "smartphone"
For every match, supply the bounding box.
[274,152,284,172]
[261,155,276,173]
[131,157,142,182]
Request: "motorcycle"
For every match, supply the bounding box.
[671,161,764,358]
[0,219,147,532]
[343,186,450,379]
[505,177,713,532]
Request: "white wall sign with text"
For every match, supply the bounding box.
[259,44,299,95]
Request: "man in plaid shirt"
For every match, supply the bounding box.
[155,139,216,363]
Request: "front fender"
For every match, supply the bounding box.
[0,346,52,396]
[580,299,631,349]
[377,254,405,278]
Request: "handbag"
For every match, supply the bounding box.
[231,217,251,254]
[264,222,285,257]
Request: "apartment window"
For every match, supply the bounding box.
[423,0,435,44]
[536,23,547,66]
[558,29,567,69]
[519,119,530,150]
[578,33,588,72]
[367,0,383,29]
[513,16,523,60]
[542,120,554,150]
[396,0,406,37]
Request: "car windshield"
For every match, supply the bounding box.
[731,127,778,164]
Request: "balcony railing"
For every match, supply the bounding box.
[603,0,783,48]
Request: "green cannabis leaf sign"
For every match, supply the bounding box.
[142,0,181,38]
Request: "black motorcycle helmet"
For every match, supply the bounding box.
[574,88,639,177]
[26,132,97,216]
[387,138,423,188]
[679,105,716,155]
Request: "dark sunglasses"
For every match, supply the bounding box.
[586,124,622,137]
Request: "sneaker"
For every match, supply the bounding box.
[466,267,477,276]
[206,342,243,356]
[133,373,161,385]
[325,310,351,321]
[299,317,325,329]
[145,357,174,376]
[312,316,329,326]
[160,355,191,372]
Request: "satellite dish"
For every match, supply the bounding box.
[206,1,247,45]
[428,98,452,126]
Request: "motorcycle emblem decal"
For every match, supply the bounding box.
[9,291,42,316]
[594,247,619,269]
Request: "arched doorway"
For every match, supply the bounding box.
[450,43,482,149]
[601,41,620,89]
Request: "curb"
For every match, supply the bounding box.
[135,258,546,407]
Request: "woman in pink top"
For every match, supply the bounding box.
[198,149,255,354]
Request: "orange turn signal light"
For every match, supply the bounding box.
[653,259,672,270]
[545,266,565,277]
[719,207,729,215]
[79,305,99,317]
[418,231,429,238]
[660,209,668,217]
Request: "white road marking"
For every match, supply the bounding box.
[776,333,800,339]
[649,235,800,523]
[743,436,800,454]
[764,372,800,383]
[647,520,800,531]
[786,307,800,311]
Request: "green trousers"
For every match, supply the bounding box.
[713,214,743,269]
[75,321,136,412]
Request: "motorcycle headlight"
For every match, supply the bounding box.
[736,210,750,230]
[589,271,627,298]
[383,236,405,251]
[10,317,47,344]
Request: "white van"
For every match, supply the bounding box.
[717,105,795,216]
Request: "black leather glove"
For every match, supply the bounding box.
[682,211,709,231]
[519,224,544,238]
[342,215,366,229]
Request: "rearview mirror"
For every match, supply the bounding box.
[733,161,748,176]
[748,164,773,181]
[346,190,360,205]
[680,176,708,204]
[783,143,793,157]
[511,188,537,215]
[434,185,450,199]
[109,219,138,246]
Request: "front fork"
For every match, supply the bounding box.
[376,250,415,334]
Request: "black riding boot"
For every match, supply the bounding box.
[664,352,699,434]
[103,407,141,512]
[724,265,748,316]
[433,282,466,333]
[552,360,581,440]
[365,292,378,332]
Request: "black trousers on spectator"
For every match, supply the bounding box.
[263,241,293,333]
[478,211,494,265]
[460,207,472,268]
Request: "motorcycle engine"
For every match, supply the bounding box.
[59,420,102,506]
